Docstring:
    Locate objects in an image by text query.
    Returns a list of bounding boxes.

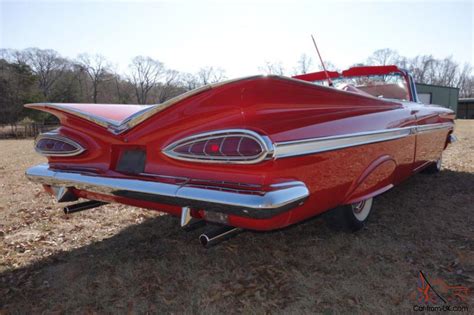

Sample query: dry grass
[1,121,473,313]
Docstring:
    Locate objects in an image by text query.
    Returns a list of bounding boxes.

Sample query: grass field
[1,121,473,313]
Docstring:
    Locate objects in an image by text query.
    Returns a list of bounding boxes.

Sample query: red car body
[25,65,455,232]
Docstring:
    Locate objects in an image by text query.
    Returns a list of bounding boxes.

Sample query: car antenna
[311,34,333,87]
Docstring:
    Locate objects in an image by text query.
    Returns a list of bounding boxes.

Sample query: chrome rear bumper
[26,164,309,219]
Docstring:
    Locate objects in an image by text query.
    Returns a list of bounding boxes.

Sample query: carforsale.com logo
[411,271,470,312]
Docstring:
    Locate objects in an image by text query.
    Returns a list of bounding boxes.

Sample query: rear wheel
[325,198,374,232]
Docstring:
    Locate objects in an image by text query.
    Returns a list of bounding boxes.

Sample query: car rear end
[25,74,406,234]
[25,77,313,232]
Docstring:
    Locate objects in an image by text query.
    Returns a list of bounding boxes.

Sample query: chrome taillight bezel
[34,131,86,157]
[162,129,275,164]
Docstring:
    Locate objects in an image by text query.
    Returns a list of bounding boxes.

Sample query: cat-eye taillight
[163,129,274,164]
[35,132,85,157]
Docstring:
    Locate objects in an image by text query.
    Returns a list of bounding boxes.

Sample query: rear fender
[343,155,397,204]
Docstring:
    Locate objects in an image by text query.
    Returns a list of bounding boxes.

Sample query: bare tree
[196,67,226,85]
[180,73,200,90]
[23,48,68,99]
[156,70,183,103]
[0,48,29,65]
[430,57,459,86]
[76,53,111,103]
[367,48,401,66]
[457,63,474,97]
[406,55,435,83]
[367,49,473,96]
[293,54,313,75]
[259,61,285,75]
[315,60,337,72]
[0,49,8,60]
[128,56,164,104]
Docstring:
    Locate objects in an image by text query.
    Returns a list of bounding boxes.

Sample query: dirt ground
[1,121,473,313]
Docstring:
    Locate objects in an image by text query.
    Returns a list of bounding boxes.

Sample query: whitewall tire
[351,198,373,222]
[324,197,374,231]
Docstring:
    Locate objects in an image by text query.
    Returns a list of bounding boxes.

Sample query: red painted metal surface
[27,103,149,122]
[292,70,340,82]
[292,65,405,82]
[26,68,455,231]
[341,65,403,77]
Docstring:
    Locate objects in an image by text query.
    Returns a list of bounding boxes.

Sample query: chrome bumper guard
[448,134,458,143]
[26,164,309,219]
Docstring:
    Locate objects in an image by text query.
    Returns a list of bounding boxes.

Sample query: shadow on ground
[1,170,473,313]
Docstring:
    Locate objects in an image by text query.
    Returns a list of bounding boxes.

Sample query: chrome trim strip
[163,129,275,164]
[274,122,453,159]
[26,164,309,218]
[415,122,454,134]
[270,181,306,188]
[112,85,213,134]
[35,132,86,157]
[175,184,307,210]
[274,127,412,158]
[25,104,125,128]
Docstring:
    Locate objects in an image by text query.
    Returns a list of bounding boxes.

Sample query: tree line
[263,49,474,98]
[0,47,472,126]
[0,48,226,125]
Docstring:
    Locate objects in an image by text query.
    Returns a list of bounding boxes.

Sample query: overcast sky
[1,0,472,77]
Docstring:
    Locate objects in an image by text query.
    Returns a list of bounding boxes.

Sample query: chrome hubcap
[351,198,373,222]
[352,200,366,214]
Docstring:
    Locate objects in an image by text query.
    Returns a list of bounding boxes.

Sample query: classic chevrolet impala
[25,65,456,246]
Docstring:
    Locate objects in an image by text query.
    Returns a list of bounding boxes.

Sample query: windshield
[312,73,410,101]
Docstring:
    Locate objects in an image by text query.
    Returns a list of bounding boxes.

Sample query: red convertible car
[25,65,456,247]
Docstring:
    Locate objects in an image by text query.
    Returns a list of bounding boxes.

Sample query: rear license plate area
[115,149,147,174]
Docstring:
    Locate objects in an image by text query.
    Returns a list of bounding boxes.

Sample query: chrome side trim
[26,164,309,218]
[274,122,453,159]
[415,122,454,134]
[25,104,124,129]
[35,132,86,157]
[274,127,412,159]
[120,75,264,134]
[112,85,213,134]
[163,129,275,164]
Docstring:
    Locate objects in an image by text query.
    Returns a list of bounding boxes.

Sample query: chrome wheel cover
[351,198,373,222]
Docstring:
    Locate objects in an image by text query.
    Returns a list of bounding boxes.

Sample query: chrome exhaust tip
[199,226,242,248]
[63,200,108,214]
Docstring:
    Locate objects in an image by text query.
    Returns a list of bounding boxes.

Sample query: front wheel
[422,156,442,174]
[324,197,374,232]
